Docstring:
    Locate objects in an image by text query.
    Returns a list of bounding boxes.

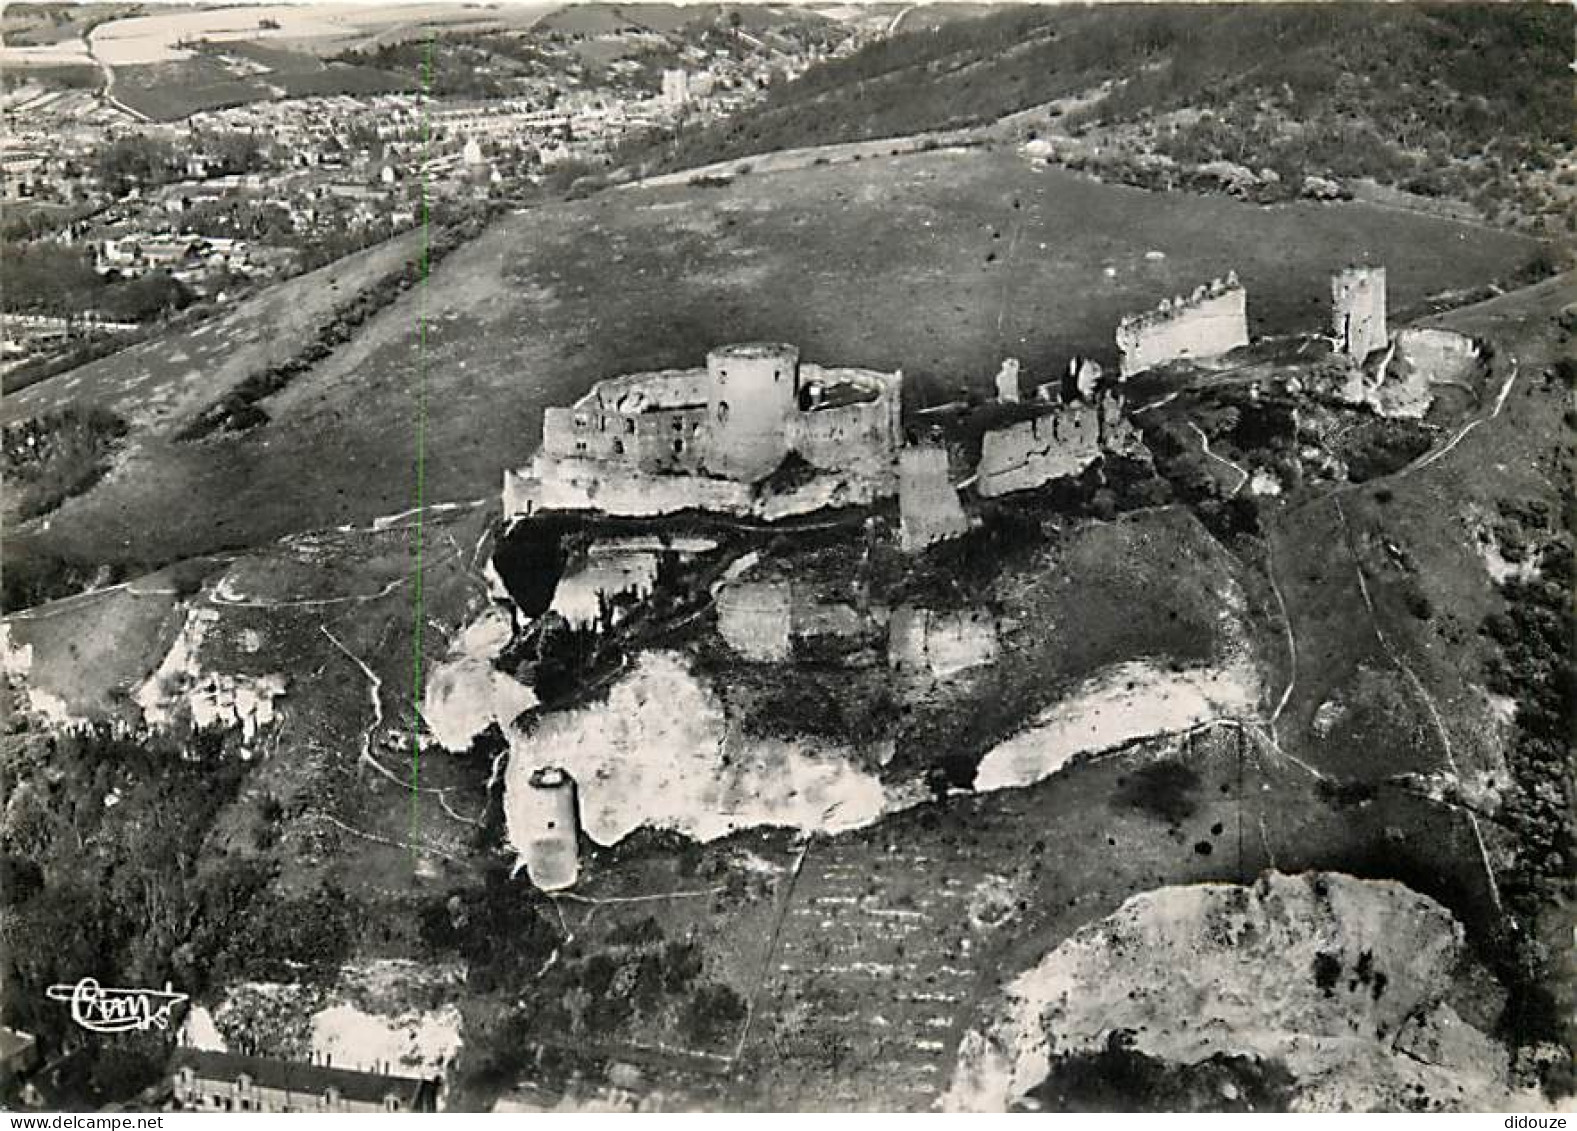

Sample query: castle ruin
[1115,273,1249,379]
[994,357,1022,403]
[1331,266,1387,361]
[713,575,997,680]
[504,343,903,520]
[898,445,971,553]
[976,389,1142,498]
[516,766,581,892]
[887,607,999,678]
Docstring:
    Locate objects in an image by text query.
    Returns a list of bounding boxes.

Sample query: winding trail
[555,886,724,907]
[1264,533,1297,732]
[731,832,816,1071]
[319,625,484,829]
[1402,356,1518,475]
[1332,497,1503,914]
[302,809,463,864]
[1186,420,1249,496]
[211,574,412,610]
[81,23,148,123]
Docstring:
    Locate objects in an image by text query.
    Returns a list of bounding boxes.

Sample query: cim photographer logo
[45,978,189,1034]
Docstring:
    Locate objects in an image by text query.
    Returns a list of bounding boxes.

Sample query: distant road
[622,129,978,190]
[80,23,150,123]
[887,5,920,36]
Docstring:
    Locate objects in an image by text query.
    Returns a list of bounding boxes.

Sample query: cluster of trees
[418,863,561,995]
[2,405,127,521]
[93,134,182,197]
[1479,518,1575,1079]
[87,129,266,195]
[332,39,512,100]
[1,242,194,322]
[0,546,125,614]
[0,720,374,1104]
[0,728,234,1096]
[1027,1030,1296,1113]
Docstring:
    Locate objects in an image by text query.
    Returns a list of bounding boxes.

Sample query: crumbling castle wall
[717,578,885,662]
[978,393,1144,498]
[978,405,1100,497]
[542,365,715,463]
[790,367,904,481]
[1331,266,1387,360]
[504,461,754,518]
[888,606,998,678]
[898,445,970,553]
[1116,275,1249,378]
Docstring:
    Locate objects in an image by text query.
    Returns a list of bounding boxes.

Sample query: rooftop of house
[169,1049,434,1107]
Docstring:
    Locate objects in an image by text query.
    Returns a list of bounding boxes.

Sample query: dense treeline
[630,3,1572,223]
[2,243,195,322]
[1479,512,1576,1093]
[2,406,128,521]
[0,724,365,1104]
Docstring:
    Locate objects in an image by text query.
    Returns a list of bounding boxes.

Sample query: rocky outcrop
[134,606,286,747]
[422,607,536,753]
[944,872,1539,1112]
[501,651,890,846]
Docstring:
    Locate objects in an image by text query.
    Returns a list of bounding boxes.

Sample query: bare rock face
[422,606,536,753]
[945,872,1540,1112]
[501,651,891,847]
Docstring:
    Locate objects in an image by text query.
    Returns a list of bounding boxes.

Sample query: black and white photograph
[0,0,1572,1116]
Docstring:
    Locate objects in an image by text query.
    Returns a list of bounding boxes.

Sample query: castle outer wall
[1116,282,1249,378]
[977,393,1142,498]
[898,445,970,552]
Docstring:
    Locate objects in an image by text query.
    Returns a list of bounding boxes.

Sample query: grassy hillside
[636,4,1573,231]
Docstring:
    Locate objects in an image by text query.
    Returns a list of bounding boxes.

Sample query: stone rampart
[1116,275,1248,378]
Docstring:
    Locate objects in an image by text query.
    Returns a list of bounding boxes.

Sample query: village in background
[2,1,874,383]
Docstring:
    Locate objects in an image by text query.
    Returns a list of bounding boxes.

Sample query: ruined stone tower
[1331,266,1387,361]
[519,766,580,891]
[898,444,969,553]
[705,342,800,480]
[994,357,1022,403]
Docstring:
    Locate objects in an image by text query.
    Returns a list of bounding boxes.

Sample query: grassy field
[3,145,1545,596]
[1264,272,1577,1061]
[649,4,1573,233]
[113,58,274,119]
[1269,273,1572,784]
[1,228,424,582]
